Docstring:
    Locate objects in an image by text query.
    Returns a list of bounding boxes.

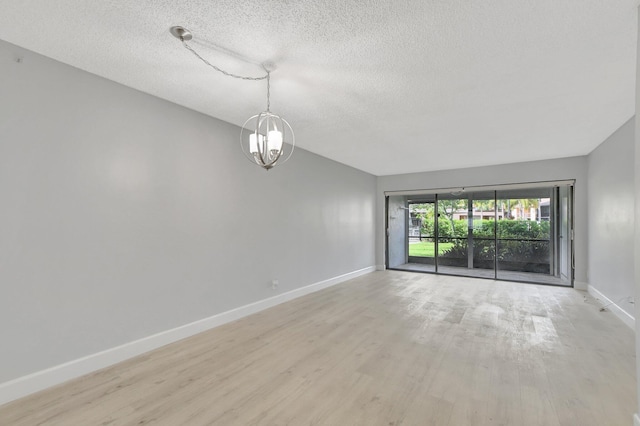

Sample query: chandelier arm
[278,117,295,163]
[271,149,284,166]
[255,114,268,166]
[181,41,268,81]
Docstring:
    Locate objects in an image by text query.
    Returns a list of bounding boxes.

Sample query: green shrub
[441,240,495,261]
[421,218,468,238]
[436,219,551,267]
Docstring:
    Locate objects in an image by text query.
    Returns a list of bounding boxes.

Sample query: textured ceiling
[0,1,637,176]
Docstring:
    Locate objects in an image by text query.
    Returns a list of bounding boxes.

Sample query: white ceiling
[0,1,637,176]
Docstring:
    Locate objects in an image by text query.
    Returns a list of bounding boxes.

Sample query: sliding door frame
[385,180,575,287]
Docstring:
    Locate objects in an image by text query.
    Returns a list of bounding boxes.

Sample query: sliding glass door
[386,195,408,270]
[407,199,436,272]
[437,193,468,273]
[495,188,555,283]
[385,182,574,286]
[558,185,572,284]
[470,191,496,278]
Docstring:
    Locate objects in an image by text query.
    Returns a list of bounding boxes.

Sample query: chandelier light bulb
[268,130,283,152]
[240,111,294,170]
[249,133,263,154]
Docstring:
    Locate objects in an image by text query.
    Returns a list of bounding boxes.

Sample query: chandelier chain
[181,41,268,81]
[267,72,271,111]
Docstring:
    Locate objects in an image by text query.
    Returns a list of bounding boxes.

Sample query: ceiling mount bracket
[170,26,192,41]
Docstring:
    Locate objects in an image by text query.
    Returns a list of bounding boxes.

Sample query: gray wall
[0,40,376,383]
[376,157,589,283]
[587,118,635,316]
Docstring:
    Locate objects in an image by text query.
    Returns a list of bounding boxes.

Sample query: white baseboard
[574,280,588,290]
[0,266,376,407]
[376,264,386,271]
[634,413,640,426]
[587,285,635,329]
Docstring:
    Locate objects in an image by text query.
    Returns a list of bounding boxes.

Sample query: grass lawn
[408,241,453,257]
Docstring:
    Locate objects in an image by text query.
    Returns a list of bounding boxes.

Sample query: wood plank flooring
[0,271,636,425]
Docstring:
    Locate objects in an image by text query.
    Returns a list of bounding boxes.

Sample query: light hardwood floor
[0,271,636,425]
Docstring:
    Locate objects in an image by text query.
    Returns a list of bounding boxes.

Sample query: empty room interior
[1,2,640,425]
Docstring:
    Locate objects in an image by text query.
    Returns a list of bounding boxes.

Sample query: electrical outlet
[271,280,279,290]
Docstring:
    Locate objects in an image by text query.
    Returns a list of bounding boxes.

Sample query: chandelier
[170,26,294,170]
